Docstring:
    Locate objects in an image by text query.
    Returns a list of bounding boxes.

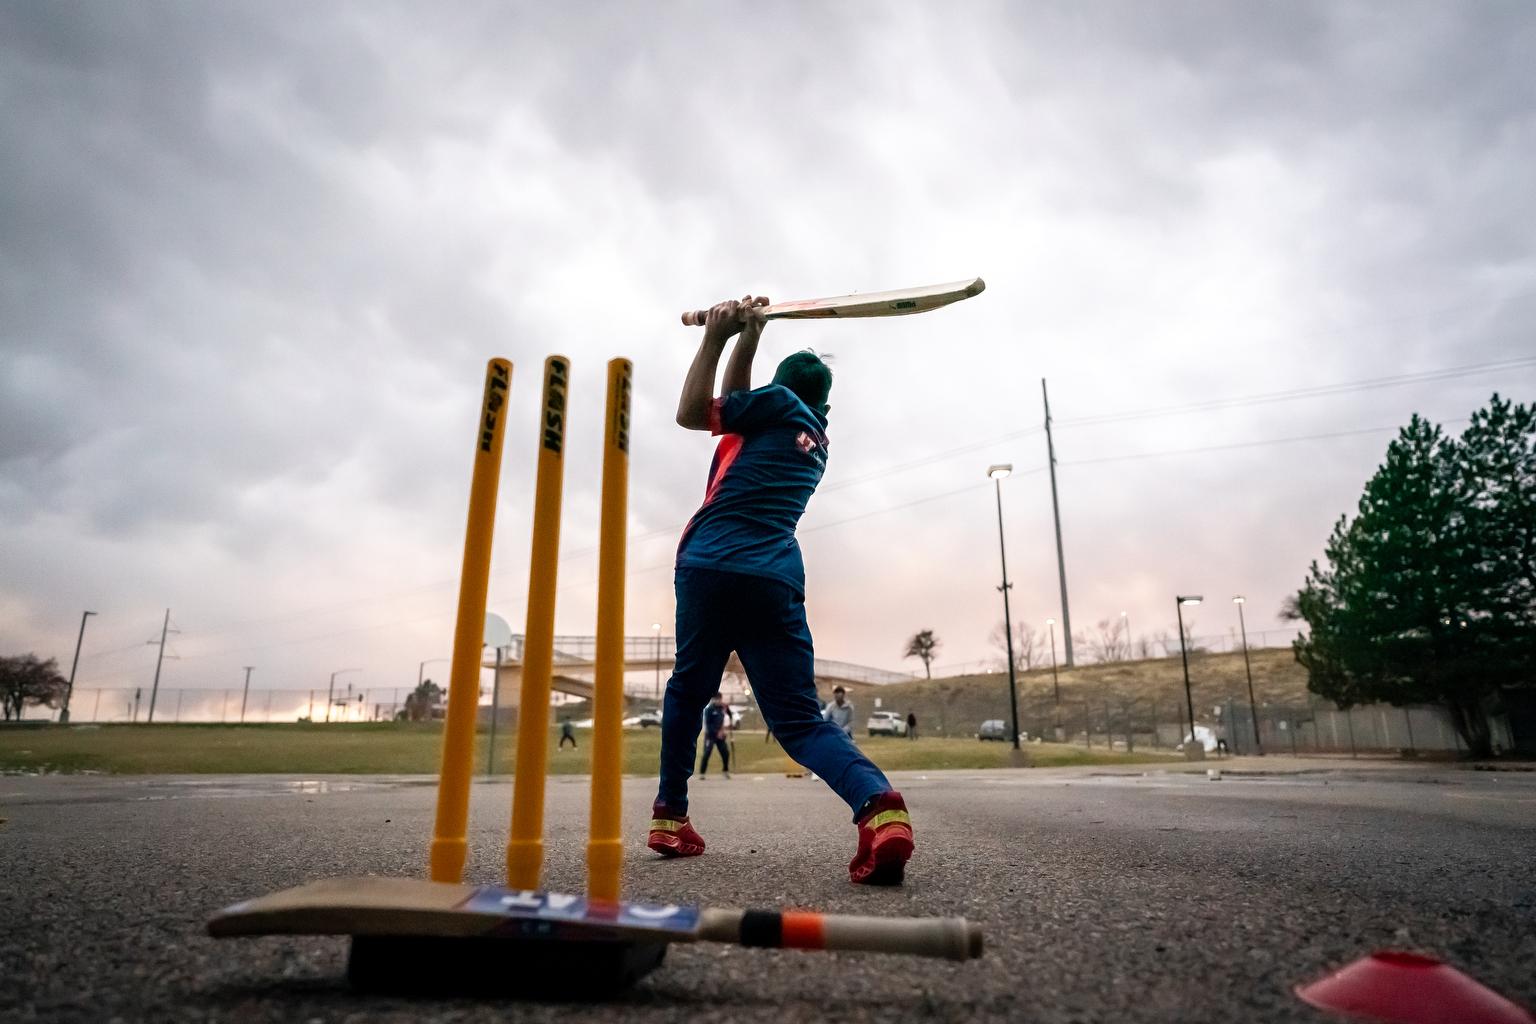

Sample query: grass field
[0,722,1177,775]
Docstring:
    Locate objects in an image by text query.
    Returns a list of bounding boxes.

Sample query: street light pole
[1233,596,1262,754]
[1176,596,1202,751]
[327,668,361,723]
[239,666,254,724]
[60,610,96,724]
[418,658,449,688]
[488,644,503,775]
[988,465,1022,752]
[1120,610,1131,660]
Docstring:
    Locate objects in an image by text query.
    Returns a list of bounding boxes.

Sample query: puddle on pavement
[135,778,404,800]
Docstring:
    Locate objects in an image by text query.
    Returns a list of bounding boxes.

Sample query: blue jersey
[676,384,829,593]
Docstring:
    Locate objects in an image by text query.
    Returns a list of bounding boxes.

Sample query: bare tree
[903,629,941,679]
[1078,618,1130,663]
[1159,618,1206,656]
[990,620,1044,671]
[0,654,68,721]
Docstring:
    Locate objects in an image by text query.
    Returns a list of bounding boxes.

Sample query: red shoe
[647,806,706,858]
[849,791,913,885]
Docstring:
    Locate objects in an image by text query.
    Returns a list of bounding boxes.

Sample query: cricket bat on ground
[680,277,985,326]
[209,876,982,961]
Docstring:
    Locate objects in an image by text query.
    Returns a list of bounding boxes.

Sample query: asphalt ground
[2,760,1533,1023]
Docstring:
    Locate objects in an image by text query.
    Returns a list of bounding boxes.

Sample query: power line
[174,422,1038,636]
[804,480,1005,533]
[80,640,162,662]
[821,426,1044,492]
[1055,357,1536,430]
[557,474,1051,593]
[174,610,451,661]
[1060,422,1462,468]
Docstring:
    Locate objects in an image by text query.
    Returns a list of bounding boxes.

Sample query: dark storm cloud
[0,2,520,542]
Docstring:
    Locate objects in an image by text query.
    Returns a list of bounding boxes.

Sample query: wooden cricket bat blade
[208,876,983,961]
[681,277,985,326]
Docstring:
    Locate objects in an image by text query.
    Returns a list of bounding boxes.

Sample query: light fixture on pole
[1175,596,1202,755]
[1120,610,1130,660]
[652,622,663,700]
[987,464,1022,754]
[60,610,96,724]
[1233,596,1262,755]
[327,668,361,723]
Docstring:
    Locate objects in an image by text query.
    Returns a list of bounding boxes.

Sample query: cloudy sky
[3,1,1534,709]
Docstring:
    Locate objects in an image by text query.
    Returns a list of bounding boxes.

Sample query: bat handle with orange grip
[697,908,983,961]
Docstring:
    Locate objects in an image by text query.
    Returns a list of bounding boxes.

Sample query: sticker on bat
[460,887,701,934]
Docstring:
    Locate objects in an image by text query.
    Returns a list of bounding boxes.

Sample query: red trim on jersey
[702,434,743,506]
[678,433,743,553]
[708,397,725,435]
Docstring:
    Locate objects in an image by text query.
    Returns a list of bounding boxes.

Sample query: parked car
[867,711,908,737]
[637,710,663,728]
[978,719,1008,742]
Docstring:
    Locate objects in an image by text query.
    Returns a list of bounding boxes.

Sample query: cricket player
[698,691,732,780]
[647,295,914,885]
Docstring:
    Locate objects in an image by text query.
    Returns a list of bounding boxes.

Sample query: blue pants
[699,735,730,774]
[657,568,891,820]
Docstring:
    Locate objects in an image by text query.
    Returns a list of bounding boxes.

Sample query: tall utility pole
[1176,596,1202,749]
[1041,379,1074,666]
[60,610,97,723]
[146,608,177,723]
[987,465,1022,753]
[239,666,255,724]
[1233,597,1262,754]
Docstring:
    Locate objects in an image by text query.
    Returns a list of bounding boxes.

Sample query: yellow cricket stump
[586,359,632,902]
[429,358,512,884]
[506,356,570,890]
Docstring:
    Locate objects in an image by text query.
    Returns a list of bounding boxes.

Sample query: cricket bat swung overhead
[679,277,985,327]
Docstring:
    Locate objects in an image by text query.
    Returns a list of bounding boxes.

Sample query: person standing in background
[823,686,854,738]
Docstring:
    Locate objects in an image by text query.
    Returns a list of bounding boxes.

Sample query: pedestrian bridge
[481,633,912,704]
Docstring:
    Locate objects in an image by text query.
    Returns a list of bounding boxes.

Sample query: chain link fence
[883,688,1509,756]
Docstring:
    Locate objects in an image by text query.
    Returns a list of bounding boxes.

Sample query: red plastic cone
[1296,951,1535,1024]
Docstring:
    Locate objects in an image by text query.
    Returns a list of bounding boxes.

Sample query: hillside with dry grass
[824,647,1311,741]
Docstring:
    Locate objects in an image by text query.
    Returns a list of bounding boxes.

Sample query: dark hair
[712,691,723,699]
[772,350,833,411]
[833,685,846,694]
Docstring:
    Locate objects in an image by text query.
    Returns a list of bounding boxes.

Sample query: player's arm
[676,298,744,430]
[720,297,769,396]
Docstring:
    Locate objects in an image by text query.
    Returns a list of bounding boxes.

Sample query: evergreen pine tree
[1292,397,1535,756]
